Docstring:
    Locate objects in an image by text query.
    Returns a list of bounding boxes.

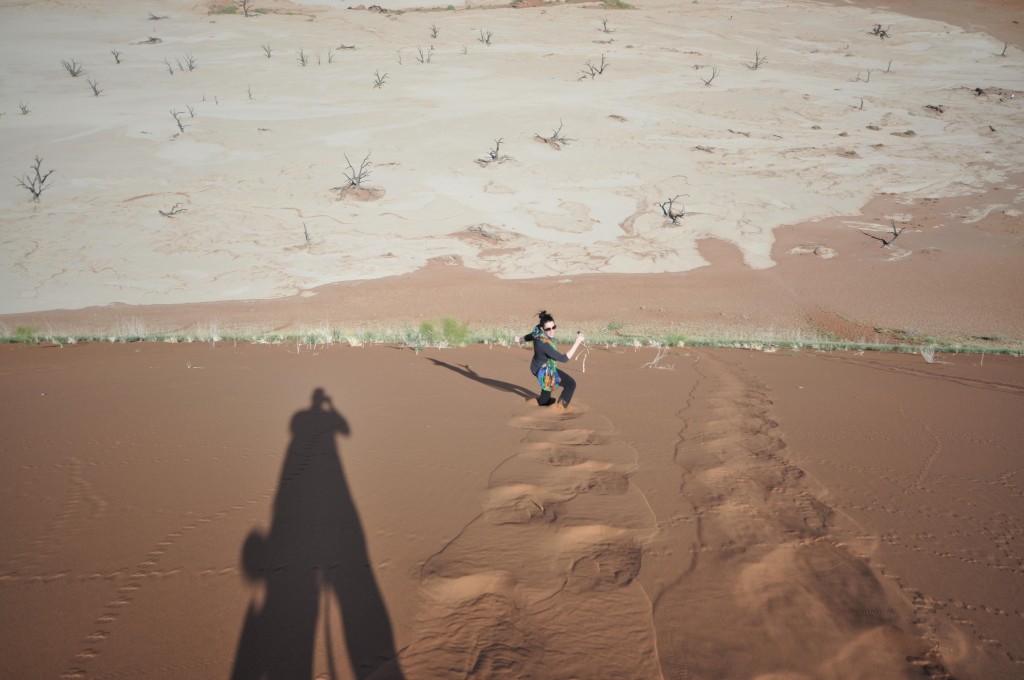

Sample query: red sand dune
[2,342,1021,679]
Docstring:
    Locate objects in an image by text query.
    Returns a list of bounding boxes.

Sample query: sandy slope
[1,342,1022,679]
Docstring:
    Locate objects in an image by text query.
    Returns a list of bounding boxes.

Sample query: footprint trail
[649,352,953,680]
[399,402,661,679]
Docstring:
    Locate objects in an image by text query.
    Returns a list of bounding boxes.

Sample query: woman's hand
[566,331,585,360]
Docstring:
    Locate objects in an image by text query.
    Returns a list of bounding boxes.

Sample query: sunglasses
[543,324,556,331]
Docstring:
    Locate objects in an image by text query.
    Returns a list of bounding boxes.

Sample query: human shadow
[426,358,536,400]
[230,388,404,680]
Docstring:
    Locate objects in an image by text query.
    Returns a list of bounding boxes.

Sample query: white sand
[1,0,1021,313]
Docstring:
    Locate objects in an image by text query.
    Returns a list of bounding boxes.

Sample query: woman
[523,310,585,409]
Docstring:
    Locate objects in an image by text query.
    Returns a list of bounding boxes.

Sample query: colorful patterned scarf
[532,326,561,391]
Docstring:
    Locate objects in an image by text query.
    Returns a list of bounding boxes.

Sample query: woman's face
[542,321,556,337]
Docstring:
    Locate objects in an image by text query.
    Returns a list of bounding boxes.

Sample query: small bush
[13,326,39,344]
[418,321,439,345]
[415,318,471,347]
[664,333,686,347]
[212,4,239,14]
[441,317,470,345]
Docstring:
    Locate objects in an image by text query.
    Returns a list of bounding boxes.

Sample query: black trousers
[539,369,576,406]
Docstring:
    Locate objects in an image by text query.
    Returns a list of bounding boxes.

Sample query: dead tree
[373,69,388,89]
[477,138,510,166]
[701,66,719,86]
[236,0,254,17]
[487,138,506,161]
[580,54,608,79]
[745,50,767,70]
[159,202,188,217]
[659,195,686,224]
[478,30,493,45]
[430,23,440,38]
[343,152,372,187]
[87,78,102,96]
[170,109,187,133]
[870,24,890,39]
[15,156,55,202]
[534,120,574,149]
[61,58,85,77]
[861,219,904,247]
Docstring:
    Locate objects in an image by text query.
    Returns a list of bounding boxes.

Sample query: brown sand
[2,342,1022,679]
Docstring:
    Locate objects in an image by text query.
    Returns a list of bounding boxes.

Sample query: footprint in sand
[398,398,660,679]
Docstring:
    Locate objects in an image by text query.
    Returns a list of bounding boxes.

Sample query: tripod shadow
[426,358,536,400]
[231,388,404,680]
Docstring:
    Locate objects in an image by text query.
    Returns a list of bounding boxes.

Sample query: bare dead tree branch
[477,138,510,166]
[159,202,188,217]
[860,218,905,247]
[534,120,575,149]
[15,156,55,202]
[579,54,608,80]
[342,152,372,187]
[170,109,187,133]
[745,50,767,70]
[701,65,719,86]
[488,138,505,161]
[658,195,687,224]
[61,58,85,77]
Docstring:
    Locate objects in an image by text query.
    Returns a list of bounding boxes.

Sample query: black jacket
[525,331,568,375]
